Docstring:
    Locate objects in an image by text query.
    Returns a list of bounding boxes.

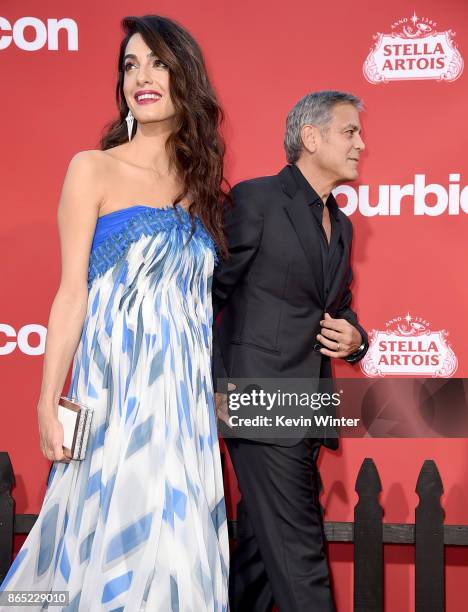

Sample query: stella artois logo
[361,313,458,377]
[363,12,463,83]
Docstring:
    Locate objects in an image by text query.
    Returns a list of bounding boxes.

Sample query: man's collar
[278,165,340,219]
[289,164,322,206]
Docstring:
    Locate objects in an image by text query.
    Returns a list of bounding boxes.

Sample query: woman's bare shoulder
[74,145,134,171]
[65,149,129,188]
[68,149,110,172]
[59,151,113,212]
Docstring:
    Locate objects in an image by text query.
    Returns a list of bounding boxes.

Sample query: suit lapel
[326,218,349,308]
[279,167,325,303]
[277,166,354,311]
[328,214,342,261]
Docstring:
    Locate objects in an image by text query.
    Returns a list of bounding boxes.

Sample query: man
[213,90,368,611]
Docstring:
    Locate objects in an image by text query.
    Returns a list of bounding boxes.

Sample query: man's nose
[356,133,365,151]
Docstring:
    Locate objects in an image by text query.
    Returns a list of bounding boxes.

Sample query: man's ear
[300,124,320,154]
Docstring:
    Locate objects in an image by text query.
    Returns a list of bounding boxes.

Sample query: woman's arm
[37,151,104,462]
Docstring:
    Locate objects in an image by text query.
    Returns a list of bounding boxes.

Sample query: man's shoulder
[230,174,283,217]
[232,174,280,197]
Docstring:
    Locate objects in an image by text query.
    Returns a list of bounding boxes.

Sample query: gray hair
[284,90,363,164]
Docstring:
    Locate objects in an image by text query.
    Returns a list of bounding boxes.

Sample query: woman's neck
[127,119,175,176]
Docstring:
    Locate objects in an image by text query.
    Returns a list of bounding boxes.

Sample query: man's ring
[336,342,340,351]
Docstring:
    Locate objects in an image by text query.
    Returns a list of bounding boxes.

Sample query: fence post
[0,452,15,583]
[354,458,383,612]
[415,460,445,612]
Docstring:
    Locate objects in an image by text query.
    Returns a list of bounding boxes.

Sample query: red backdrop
[1,1,467,610]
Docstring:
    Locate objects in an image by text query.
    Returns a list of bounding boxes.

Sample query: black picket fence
[1,452,467,610]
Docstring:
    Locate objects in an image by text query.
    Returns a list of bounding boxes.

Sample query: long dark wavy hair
[100,15,230,258]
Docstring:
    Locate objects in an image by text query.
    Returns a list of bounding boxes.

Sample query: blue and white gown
[0,205,229,611]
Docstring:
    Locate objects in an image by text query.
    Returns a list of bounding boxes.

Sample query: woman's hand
[38,405,71,463]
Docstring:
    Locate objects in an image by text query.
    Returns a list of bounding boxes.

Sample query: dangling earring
[125,110,134,141]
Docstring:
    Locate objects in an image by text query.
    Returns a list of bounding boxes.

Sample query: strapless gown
[0,205,229,611]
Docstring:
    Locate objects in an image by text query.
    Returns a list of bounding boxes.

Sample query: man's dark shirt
[289,164,343,303]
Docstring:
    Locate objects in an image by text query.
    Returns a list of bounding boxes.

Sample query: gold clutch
[57,396,93,460]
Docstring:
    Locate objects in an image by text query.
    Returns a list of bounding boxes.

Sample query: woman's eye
[153,59,168,69]
[124,59,167,72]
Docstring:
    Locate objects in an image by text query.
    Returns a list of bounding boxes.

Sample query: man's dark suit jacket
[212,165,368,448]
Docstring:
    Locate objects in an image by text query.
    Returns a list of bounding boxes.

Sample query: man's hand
[215,392,230,427]
[215,383,236,428]
[317,312,362,359]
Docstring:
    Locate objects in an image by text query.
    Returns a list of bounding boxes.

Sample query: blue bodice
[88,205,217,286]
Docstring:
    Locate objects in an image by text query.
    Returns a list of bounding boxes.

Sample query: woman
[1,15,229,611]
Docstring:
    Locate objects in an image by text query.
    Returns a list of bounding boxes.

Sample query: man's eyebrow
[342,123,361,133]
